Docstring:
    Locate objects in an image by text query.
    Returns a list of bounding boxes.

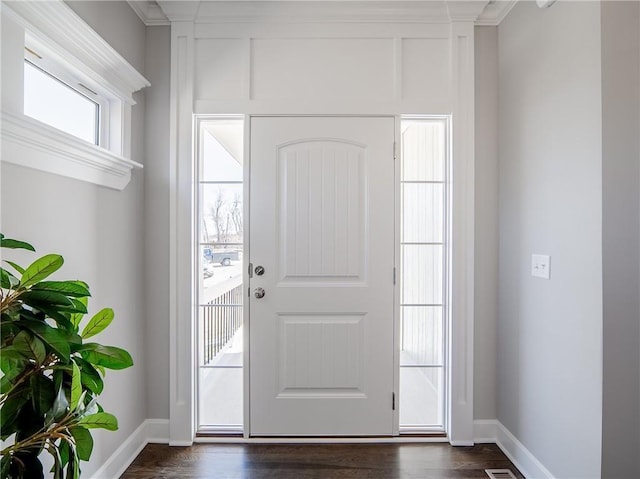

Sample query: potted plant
[0,234,134,478]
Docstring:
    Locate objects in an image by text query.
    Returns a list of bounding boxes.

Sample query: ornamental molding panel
[3,0,150,104]
[153,0,516,26]
[1,111,143,190]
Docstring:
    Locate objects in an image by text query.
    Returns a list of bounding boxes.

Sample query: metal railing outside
[201,284,243,365]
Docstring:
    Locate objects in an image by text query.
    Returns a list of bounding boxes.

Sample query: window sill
[1,110,142,190]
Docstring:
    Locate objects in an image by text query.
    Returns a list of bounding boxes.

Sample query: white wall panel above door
[251,38,395,101]
[192,28,453,113]
[402,38,451,110]
[195,39,247,100]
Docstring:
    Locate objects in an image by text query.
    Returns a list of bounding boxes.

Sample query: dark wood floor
[121,443,524,478]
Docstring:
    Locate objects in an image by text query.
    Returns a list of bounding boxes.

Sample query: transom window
[24,60,100,145]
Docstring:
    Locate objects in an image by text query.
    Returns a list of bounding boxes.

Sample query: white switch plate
[531,254,551,279]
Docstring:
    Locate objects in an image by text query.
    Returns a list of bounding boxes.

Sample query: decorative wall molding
[90,419,169,479]
[155,0,516,26]
[476,0,519,26]
[447,16,478,446]
[127,0,170,26]
[1,111,142,190]
[473,420,556,479]
[2,1,149,105]
[169,20,197,446]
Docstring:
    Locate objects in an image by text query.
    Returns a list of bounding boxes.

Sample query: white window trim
[0,0,149,190]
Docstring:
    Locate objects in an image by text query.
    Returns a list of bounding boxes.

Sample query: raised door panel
[278,140,366,283]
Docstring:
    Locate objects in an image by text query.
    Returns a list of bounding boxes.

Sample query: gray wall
[143,25,171,420]
[66,0,145,73]
[1,2,147,476]
[474,25,498,421]
[497,1,603,477]
[601,2,640,478]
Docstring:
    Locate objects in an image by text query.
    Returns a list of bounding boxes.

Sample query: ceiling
[128,0,517,26]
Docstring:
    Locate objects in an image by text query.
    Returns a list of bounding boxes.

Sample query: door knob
[254,287,266,299]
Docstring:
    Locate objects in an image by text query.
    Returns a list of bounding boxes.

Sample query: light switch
[531,254,551,279]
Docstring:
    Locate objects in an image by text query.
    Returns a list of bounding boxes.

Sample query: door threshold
[194,435,449,444]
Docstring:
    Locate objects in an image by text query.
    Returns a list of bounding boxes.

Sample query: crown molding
[475,0,518,26]
[157,0,201,22]
[127,0,170,26]
[2,0,150,103]
[154,1,516,26]
[447,0,489,22]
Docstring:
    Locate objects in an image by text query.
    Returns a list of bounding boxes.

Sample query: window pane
[198,366,243,428]
[201,184,243,244]
[401,120,445,181]
[399,367,444,428]
[402,183,444,243]
[199,245,243,306]
[401,244,443,305]
[24,61,98,144]
[400,306,443,366]
[202,124,243,182]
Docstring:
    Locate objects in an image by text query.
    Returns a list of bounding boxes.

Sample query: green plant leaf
[78,412,118,431]
[59,440,70,468]
[14,399,44,443]
[0,320,19,343]
[30,375,56,416]
[74,357,104,395]
[0,346,28,366]
[0,394,27,435]
[20,254,64,289]
[32,280,91,298]
[1,454,11,479]
[21,290,75,307]
[58,298,89,314]
[0,352,26,378]
[12,330,47,364]
[18,319,72,361]
[79,343,133,370]
[70,361,82,412]
[25,304,75,331]
[70,296,89,330]
[70,427,93,461]
[0,236,35,251]
[80,308,114,339]
[49,443,63,479]
[66,448,79,479]
[0,267,18,289]
[4,260,25,275]
[46,383,69,422]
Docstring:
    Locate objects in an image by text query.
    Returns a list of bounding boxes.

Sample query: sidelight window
[196,118,245,433]
[399,118,449,433]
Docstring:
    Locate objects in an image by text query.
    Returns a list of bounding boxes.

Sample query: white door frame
[168,16,477,446]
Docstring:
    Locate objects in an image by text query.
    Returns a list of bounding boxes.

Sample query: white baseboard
[473,419,499,444]
[473,420,555,479]
[91,419,169,479]
[146,418,170,444]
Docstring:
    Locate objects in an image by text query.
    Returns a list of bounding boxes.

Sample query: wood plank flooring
[121,443,524,478]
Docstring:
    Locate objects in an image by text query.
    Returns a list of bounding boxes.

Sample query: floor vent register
[485,469,518,479]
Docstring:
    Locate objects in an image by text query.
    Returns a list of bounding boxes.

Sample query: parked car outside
[203,247,240,266]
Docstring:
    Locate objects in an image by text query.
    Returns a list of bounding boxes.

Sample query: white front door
[249,116,396,436]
